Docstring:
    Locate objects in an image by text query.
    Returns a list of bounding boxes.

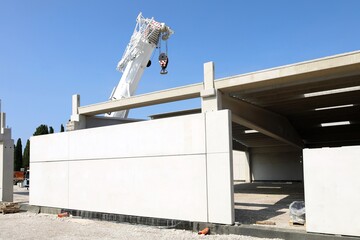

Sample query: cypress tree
[14,138,23,171]
[23,139,30,169]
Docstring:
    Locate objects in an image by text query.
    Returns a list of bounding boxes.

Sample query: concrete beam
[79,84,202,116]
[215,51,360,94]
[77,51,360,117]
[222,95,304,149]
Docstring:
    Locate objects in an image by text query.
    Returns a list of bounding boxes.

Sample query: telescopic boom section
[105,13,174,118]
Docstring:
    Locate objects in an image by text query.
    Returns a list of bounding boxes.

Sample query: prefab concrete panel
[205,110,234,224]
[67,114,206,160]
[206,152,234,224]
[303,146,360,237]
[68,155,208,222]
[30,161,69,208]
[30,112,234,224]
[205,111,232,153]
[31,133,69,162]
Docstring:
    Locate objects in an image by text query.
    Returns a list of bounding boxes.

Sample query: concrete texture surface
[304,147,360,237]
[31,111,234,224]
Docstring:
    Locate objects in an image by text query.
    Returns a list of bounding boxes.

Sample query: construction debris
[198,227,210,235]
[57,212,70,218]
[289,201,305,225]
[255,221,276,225]
[0,202,20,214]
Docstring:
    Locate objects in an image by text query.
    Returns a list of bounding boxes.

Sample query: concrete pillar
[0,112,14,202]
[201,63,234,224]
[67,94,86,131]
[201,62,222,112]
[72,94,80,116]
[0,112,5,134]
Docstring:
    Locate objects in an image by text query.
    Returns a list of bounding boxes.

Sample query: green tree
[60,124,65,132]
[23,139,30,169]
[49,126,54,134]
[33,124,49,136]
[14,138,23,171]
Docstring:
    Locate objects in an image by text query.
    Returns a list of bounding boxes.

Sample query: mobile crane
[105,13,174,118]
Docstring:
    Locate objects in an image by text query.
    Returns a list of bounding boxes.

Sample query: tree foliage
[23,139,30,169]
[49,126,54,134]
[14,138,23,171]
[60,124,65,132]
[33,124,49,136]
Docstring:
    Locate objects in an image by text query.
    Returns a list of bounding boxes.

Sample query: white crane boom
[105,13,173,118]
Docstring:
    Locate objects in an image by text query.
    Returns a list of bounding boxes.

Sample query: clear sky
[1,0,360,143]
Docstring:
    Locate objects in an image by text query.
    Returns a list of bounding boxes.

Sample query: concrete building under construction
[30,50,360,238]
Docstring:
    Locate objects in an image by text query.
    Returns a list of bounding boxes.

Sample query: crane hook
[159,53,169,74]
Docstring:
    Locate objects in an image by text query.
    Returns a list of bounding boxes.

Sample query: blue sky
[1,0,360,143]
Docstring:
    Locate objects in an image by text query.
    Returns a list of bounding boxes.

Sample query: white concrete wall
[303,146,360,237]
[251,146,303,181]
[30,110,234,224]
[233,150,250,182]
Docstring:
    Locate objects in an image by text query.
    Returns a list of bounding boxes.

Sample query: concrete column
[201,62,234,224]
[0,112,5,134]
[201,62,222,112]
[0,112,14,202]
[67,94,86,131]
[72,94,80,116]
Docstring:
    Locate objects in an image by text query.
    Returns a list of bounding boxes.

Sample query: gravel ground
[0,212,283,240]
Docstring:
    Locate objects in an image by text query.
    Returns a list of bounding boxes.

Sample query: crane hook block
[159,53,169,74]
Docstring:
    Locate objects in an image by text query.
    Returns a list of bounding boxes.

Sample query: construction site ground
[0,183,306,240]
[234,182,305,231]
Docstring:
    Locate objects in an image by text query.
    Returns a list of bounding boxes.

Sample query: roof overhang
[219,51,360,149]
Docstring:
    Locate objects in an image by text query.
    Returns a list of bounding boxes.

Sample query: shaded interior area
[229,74,360,150]
[228,67,360,231]
[234,181,305,230]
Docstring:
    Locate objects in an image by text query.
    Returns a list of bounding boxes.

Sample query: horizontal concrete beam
[78,51,360,117]
[215,51,360,94]
[79,84,203,116]
[222,95,304,149]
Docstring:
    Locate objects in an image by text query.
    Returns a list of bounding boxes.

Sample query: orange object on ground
[13,171,25,183]
[198,227,210,235]
[57,212,69,218]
